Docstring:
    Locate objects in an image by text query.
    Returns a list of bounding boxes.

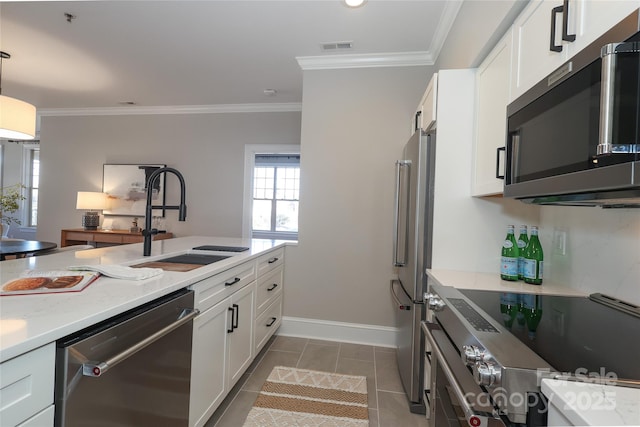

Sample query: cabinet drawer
[254,295,282,354]
[256,266,283,317]
[96,234,124,244]
[0,343,55,427]
[192,262,256,312]
[64,231,91,241]
[122,235,143,244]
[256,248,284,277]
[16,405,54,427]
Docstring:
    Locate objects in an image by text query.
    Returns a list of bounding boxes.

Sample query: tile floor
[205,335,430,427]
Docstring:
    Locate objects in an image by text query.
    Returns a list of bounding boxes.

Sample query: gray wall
[37,112,301,244]
[284,66,430,327]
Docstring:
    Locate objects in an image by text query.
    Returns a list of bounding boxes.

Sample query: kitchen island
[0,236,288,427]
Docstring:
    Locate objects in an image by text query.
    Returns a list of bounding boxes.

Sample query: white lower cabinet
[188,248,284,427]
[189,280,256,427]
[255,295,283,354]
[16,406,54,427]
[189,298,230,427]
[225,282,255,391]
[0,343,55,427]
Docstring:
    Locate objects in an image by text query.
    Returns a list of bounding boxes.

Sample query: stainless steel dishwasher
[54,289,199,427]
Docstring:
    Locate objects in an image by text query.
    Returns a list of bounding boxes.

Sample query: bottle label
[517,239,527,249]
[523,259,542,280]
[503,240,514,249]
[500,257,518,277]
[518,256,525,276]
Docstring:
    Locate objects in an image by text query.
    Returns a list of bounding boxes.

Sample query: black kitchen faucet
[142,167,187,256]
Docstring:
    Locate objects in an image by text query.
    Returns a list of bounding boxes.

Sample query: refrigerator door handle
[390,279,412,310]
[391,279,425,309]
[393,160,411,266]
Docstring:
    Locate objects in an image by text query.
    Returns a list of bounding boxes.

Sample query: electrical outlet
[552,229,567,256]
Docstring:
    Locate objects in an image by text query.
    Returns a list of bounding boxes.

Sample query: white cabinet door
[566,0,640,56]
[418,73,438,131]
[0,343,54,427]
[472,29,513,197]
[16,406,54,427]
[511,0,567,101]
[226,282,255,391]
[189,298,230,427]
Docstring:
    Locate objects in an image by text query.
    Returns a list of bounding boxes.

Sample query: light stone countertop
[426,269,587,296]
[0,236,288,363]
[542,378,640,426]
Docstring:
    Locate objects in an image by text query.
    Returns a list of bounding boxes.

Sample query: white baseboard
[277,316,397,348]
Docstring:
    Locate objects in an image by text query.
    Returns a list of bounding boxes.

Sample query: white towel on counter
[67,264,163,280]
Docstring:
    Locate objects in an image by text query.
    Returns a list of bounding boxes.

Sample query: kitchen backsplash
[540,206,640,305]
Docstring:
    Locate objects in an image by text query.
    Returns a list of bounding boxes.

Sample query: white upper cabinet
[416,73,438,132]
[472,29,513,197]
[566,0,639,55]
[510,0,640,102]
[511,0,567,102]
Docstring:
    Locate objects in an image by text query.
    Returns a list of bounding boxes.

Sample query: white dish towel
[68,264,163,280]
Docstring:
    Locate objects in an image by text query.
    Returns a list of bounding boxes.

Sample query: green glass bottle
[523,226,543,285]
[500,225,519,281]
[522,294,543,340]
[517,225,529,280]
[499,293,518,328]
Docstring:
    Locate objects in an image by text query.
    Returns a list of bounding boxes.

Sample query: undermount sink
[131,253,231,271]
[157,254,231,265]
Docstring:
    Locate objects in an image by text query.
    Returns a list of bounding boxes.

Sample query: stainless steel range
[422,282,640,426]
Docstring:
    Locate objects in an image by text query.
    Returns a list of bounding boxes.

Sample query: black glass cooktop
[459,289,640,381]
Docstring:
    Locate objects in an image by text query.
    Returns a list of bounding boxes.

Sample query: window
[243,145,300,240]
[23,144,40,227]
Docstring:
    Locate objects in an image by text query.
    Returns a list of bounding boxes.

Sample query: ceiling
[0,1,460,112]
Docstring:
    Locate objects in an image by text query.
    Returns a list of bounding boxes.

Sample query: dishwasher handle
[82,307,199,377]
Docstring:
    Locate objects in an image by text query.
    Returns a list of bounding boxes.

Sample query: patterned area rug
[243,366,369,427]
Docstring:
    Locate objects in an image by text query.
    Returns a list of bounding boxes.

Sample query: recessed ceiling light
[344,0,366,8]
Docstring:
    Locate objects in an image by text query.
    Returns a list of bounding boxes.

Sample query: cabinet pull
[550,5,564,52]
[268,257,279,264]
[225,277,241,286]
[495,147,505,180]
[562,0,576,42]
[414,111,422,132]
[227,306,235,333]
[233,303,239,329]
[266,317,277,327]
[267,283,278,291]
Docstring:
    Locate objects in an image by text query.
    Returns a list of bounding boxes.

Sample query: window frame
[22,143,40,228]
[243,144,300,240]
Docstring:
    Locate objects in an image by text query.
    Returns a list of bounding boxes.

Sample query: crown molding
[296,1,462,71]
[296,51,433,71]
[428,0,464,62]
[37,102,302,117]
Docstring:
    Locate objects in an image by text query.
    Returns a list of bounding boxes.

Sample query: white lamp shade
[76,192,108,210]
[344,0,365,7]
[0,95,36,140]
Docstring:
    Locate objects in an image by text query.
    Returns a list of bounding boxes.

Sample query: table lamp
[76,192,108,230]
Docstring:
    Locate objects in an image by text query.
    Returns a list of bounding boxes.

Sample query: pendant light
[0,51,36,140]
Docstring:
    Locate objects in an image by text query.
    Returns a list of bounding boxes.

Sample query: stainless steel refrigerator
[390,128,435,414]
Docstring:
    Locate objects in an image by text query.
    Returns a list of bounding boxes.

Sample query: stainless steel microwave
[504,10,640,207]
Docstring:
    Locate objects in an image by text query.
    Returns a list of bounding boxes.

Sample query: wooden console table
[61,228,173,247]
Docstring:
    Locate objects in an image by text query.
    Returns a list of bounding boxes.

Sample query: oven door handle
[82,307,200,377]
[421,321,505,426]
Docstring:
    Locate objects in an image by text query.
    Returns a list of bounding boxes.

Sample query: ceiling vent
[321,41,353,51]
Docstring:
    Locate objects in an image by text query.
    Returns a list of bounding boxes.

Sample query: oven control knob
[474,361,501,387]
[461,345,486,366]
[427,296,445,312]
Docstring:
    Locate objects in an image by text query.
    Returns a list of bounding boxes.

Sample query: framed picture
[102,164,166,217]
